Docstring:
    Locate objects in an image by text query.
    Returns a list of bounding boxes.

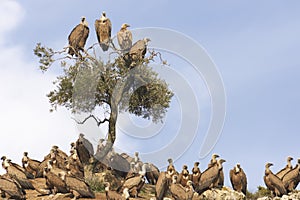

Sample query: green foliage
[34,41,173,126]
[246,186,272,199]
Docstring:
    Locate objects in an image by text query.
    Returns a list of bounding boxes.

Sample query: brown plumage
[169,175,194,200]
[167,158,177,177]
[105,182,129,200]
[276,156,293,179]
[282,159,300,193]
[59,172,95,198]
[264,163,287,197]
[208,153,220,168]
[120,174,145,198]
[66,150,84,179]
[178,165,190,187]
[43,167,69,194]
[117,23,132,52]
[230,163,247,195]
[95,11,112,51]
[76,133,94,165]
[196,159,226,194]
[68,16,89,57]
[22,152,41,177]
[2,158,34,190]
[145,162,160,185]
[155,172,169,200]
[129,38,150,65]
[0,175,26,200]
[191,162,201,185]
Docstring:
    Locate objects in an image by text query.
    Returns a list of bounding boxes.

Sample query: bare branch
[72,114,109,126]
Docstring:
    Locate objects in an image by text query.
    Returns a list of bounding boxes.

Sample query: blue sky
[1,0,300,192]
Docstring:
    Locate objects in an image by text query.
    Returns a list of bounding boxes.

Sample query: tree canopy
[34,41,173,161]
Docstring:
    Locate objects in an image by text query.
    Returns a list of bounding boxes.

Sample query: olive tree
[34,41,173,162]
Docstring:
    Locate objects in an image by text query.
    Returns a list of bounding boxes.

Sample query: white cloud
[0,0,25,43]
[0,1,76,173]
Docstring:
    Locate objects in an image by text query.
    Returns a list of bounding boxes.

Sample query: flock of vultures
[0,132,299,199]
[1,12,300,200]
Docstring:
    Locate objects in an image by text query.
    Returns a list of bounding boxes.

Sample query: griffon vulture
[264,163,287,197]
[195,159,226,194]
[59,172,95,198]
[155,172,169,200]
[117,23,132,52]
[230,163,247,195]
[95,11,112,51]
[0,175,26,200]
[145,162,160,185]
[282,158,300,193]
[178,164,190,187]
[68,16,89,57]
[2,158,34,190]
[105,182,129,200]
[21,152,41,178]
[191,162,201,185]
[276,156,293,179]
[167,158,177,177]
[76,133,94,165]
[169,175,194,200]
[129,38,150,66]
[43,167,69,194]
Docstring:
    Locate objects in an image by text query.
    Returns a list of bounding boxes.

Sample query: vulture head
[265,162,273,169]
[235,163,241,173]
[1,156,6,161]
[121,23,130,29]
[194,162,200,166]
[23,152,28,156]
[287,156,293,162]
[172,175,178,184]
[167,158,173,164]
[143,38,151,45]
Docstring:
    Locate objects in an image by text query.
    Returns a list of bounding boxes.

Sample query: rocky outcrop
[196,187,245,200]
[257,191,300,200]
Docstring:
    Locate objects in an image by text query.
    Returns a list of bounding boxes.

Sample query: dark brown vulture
[169,175,194,200]
[21,152,41,178]
[282,158,300,193]
[105,182,129,200]
[95,11,112,51]
[276,156,293,179]
[264,163,287,197]
[43,167,69,194]
[2,158,34,190]
[59,172,95,198]
[229,163,247,195]
[167,158,177,177]
[155,172,169,200]
[145,162,160,185]
[117,23,132,52]
[191,162,201,185]
[195,159,226,194]
[0,175,26,200]
[129,38,150,66]
[76,133,94,165]
[68,16,89,57]
[178,164,190,187]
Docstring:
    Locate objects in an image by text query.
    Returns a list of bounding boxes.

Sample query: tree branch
[72,114,109,126]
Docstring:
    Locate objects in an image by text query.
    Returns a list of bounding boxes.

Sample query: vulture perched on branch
[95,11,112,51]
[117,23,132,52]
[264,163,287,197]
[229,163,247,195]
[129,38,150,67]
[68,16,89,57]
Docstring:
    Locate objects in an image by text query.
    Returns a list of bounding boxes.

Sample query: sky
[1,0,300,192]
